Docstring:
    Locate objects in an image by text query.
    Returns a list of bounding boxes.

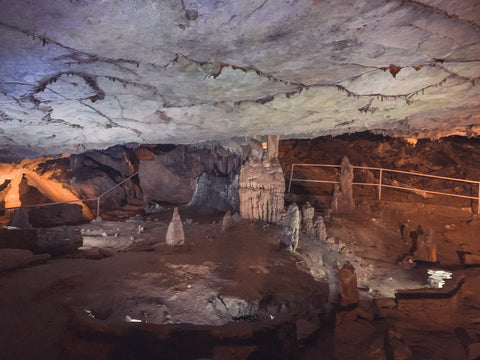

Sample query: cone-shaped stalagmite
[166,207,185,246]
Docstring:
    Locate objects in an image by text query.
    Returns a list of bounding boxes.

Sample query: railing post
[477,182,480,215]
[378,169,383,200]
[96,196,101,221]
[287,164,295,193]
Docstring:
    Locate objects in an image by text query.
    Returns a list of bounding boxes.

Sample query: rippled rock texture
[0,1,479,158]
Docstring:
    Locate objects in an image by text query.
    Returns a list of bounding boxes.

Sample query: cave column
[239,137,285,223]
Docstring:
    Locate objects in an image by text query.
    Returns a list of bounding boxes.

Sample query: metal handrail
[287,163,480,214]
[0,172,139,220]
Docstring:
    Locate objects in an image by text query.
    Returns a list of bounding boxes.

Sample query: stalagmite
[313,215,327,242]
[281,203,300,251]
[165,207,185,246]
[414,229,437,263]
[331,156,355,214]
[239,137,285,223]
[340,156,355,213]
[221,211,232,232]
[302,201,315,236]
[329,262,359,307]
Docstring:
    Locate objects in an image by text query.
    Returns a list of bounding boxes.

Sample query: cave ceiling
[0,0,479,158]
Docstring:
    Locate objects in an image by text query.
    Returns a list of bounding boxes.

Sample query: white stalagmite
[165,207,185,246]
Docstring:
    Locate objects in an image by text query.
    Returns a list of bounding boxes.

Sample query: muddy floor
[1,199,480,359]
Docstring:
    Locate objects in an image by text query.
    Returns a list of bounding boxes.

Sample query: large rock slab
[0,227,37,251]
[0,249,50,272]
[28,204,84,227]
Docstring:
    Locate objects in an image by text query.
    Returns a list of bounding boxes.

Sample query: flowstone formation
[239,138,285,223]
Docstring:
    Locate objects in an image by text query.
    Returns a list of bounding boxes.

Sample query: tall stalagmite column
[239,137,285,223]
[340,156,355,212]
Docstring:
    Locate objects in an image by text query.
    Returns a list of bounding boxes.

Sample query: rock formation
[302,202,315,237]
[239,138,285,223]
[281,203,301,251]
[329,262,359,308]
[313,215,327,242]
[331,156,355,214]
[340,156,355,213]
[9,207,31,229]
[140,144,241,212]
[165,207,185,246]
[414,229,437,263]
[221,211,232,232]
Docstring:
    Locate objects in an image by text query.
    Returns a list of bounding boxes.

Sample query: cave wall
[139,144,242,212]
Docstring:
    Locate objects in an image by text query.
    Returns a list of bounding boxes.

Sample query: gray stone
[166,207,185,246]
[8,208,32,229]
[281,203,301,251]
[28,203,84,227]
[37,227,82,255]
[302,202,315,236]
[314,216,327,242]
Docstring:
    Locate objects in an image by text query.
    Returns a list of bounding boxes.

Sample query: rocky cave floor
[1,198,480,359]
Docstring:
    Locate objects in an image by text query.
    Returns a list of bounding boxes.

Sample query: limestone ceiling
[0,0,479,158]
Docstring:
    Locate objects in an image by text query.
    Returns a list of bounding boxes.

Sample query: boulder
[189,172,239,212]
[166,207,185,246]
[0,227,37,251]
[37,227,83,255]
[28,203,84,227]
[281,203,300,251]
[140,145,241,208]
[8,207,32,229]
[0,248,50,272]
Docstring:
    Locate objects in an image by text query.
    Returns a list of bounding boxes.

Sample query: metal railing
[287,163,480,214]
[0,172,139,220]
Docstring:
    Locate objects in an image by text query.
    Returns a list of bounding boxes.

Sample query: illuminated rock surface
[0,0,479,158]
